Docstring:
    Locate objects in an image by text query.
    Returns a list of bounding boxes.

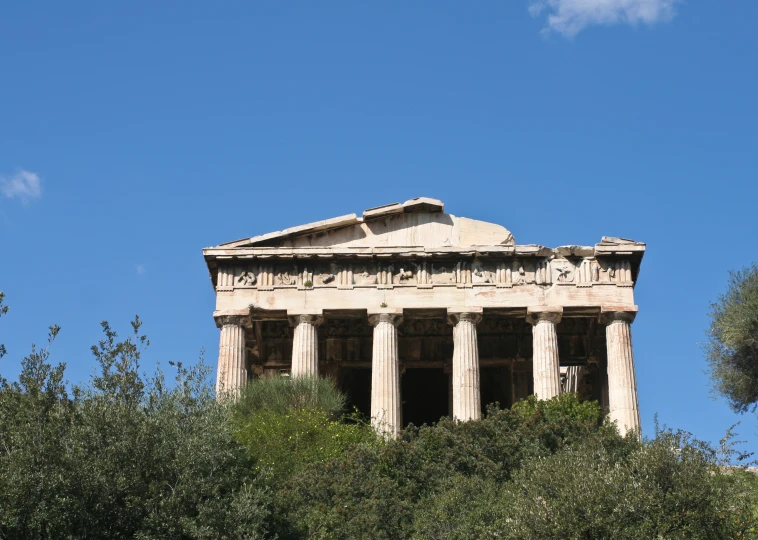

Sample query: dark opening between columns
[338,367,371,418]
[402,368,449,427]
[480,365,513,413]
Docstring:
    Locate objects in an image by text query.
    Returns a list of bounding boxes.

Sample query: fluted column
[369,311,403,438]
[289,314,324,377]
[215,314,248,399]
[527,307,562,400]
[603,308,640,436]
[448,311,483,421]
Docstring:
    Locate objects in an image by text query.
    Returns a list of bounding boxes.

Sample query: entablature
[205,243,644,294]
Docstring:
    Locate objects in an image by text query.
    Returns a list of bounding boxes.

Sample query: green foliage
[0,318,275,539]
[282,395,758,540]
[413,429,758,540]
[497,428,756,539]
[1,305,756,539]
[235,407,379,481]
[232,375,379,481]
[234,374,346,417]
[706,264,758,412]
[282,394,616,539]
[411,474,504,540]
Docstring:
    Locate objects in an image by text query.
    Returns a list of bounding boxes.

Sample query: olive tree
[706,264,758,412]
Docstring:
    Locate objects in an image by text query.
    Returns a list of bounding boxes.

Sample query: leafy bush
[234,374,346,417]
[498,428,757,539]
[282,394,618,539]
[235,406,379,481]
[0,318,275,540]
[411,474,504,540]
[282,396,758,540]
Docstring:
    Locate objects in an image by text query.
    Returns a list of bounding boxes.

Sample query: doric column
[602,307,640,436]
[368,310,403,438]
[527,307,563,400]
[448,310,483,421]
[215,313,248,398]
[289,313,324,377]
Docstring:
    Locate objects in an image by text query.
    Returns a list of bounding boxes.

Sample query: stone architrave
[527,306,563,400]
[602,307,641,436]
[289,313,324,377]
[448,310,483,421]
[215,313,248,398]
[368,310,404,438]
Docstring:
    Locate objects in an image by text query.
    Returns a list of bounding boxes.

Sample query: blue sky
[1,1,757,451]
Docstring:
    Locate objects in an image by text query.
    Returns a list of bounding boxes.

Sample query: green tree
[706,264,758,412]
[0,317,275,539]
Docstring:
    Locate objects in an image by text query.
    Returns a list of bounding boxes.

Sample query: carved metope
[603,310,640,436]
[527,307,563,400]
[216,315,248,398]
[449,311,482,421]
[553,260,574,284]
[369,312,403,438]
[237,269,257,287]
[289,314,324,377]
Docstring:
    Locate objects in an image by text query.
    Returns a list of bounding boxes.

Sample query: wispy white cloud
[0,170,42,203]
[529,0,680,37]
[136,264,146,276]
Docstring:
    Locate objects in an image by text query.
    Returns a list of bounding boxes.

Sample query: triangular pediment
[218,198,515,249]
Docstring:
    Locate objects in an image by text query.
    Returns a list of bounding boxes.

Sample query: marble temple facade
[204,198,644,436]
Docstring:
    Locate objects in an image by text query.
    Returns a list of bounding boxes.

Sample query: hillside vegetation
[0,309,756,539]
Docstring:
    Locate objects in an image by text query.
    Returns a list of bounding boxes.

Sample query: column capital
[600,306,638,325]
[447,308,483,326]
[213,310,250,329]
[288,312,324,327]
[368,308,404,327]
[526,306,563,325]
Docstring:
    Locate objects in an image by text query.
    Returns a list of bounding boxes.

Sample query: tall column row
[216,307,641,437]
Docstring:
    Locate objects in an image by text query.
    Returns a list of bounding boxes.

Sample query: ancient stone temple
[203,198,645,436]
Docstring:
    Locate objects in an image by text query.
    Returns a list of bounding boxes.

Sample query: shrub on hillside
[0,318,275,540]
[234,374,346,417]
[281,394,619,539]
[282,396,758,540]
